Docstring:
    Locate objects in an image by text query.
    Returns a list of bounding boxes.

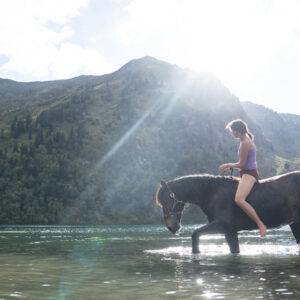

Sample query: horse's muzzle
[167,224,181,234]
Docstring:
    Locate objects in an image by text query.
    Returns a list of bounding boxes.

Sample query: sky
[0,0,300,115]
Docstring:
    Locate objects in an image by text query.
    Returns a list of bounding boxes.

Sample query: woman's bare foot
[258,223,267,237]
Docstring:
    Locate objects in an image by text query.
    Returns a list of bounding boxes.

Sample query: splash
[145,243,300,257]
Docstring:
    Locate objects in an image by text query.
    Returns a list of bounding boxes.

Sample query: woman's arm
[227,142,249,170]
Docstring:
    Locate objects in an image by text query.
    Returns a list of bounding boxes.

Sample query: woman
[218,118,267,237]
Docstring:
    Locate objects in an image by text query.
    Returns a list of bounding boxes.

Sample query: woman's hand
[218,163,232,173]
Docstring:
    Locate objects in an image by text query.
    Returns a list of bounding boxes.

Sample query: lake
[0,224,299,299]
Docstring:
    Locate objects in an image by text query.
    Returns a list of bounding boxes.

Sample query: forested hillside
[0,56,299,224]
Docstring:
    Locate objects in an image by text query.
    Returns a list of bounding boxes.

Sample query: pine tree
[13,142,19,153]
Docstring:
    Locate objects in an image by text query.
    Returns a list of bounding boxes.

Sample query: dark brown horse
[155,171,300,254]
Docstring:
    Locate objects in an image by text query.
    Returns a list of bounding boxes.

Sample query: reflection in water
[146,233,300,299]
[174,259,184,289]
[0,225,299,299]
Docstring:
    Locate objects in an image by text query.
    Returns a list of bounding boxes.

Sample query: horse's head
[155,180,185,234]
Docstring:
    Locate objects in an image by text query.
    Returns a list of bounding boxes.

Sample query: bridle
[164,182,185,217]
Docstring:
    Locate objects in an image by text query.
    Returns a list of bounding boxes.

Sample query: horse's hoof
[192,249,200,254]
[230,248,240,254]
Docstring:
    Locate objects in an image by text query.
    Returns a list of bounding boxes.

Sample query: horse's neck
[173,177,234,224]
[171,176,212,209]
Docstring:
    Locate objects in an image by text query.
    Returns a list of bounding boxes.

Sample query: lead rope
[219,167,234,177]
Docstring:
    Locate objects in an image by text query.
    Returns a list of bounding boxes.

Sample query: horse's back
[257,170,300,185]
[235,172,300,228]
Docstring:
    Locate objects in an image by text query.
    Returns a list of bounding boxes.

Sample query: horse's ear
[160,180,167,188]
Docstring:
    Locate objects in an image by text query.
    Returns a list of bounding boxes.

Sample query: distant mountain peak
[125,55,168,65]
[115,55,179,75]
[0,78,17,83]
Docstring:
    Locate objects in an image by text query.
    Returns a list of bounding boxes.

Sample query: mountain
[241,101,300,172]
[241,101,300,157]
[0,56,298,225]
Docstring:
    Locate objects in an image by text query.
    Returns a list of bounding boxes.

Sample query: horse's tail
[286,170,300,206]
[293,171,300,198]
[291,170,300,181]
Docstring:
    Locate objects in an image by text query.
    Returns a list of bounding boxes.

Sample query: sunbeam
[96,101,159,169]
[63,70,199,222]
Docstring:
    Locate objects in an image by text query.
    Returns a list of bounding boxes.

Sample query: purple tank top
[238,144,257,170]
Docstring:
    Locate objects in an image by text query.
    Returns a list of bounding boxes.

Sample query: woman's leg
[235,174,267,237]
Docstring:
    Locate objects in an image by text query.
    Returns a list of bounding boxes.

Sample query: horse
[154,171,300,254]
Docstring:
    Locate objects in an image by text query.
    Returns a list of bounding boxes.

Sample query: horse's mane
[154,173,239,207]
[172,173,240,183]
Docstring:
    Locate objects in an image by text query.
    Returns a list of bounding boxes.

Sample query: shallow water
[0,224,299,299]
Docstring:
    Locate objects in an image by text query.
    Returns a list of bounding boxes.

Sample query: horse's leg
[225,231,240,254]
[192,220,223,254]
[289,222,300,244]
